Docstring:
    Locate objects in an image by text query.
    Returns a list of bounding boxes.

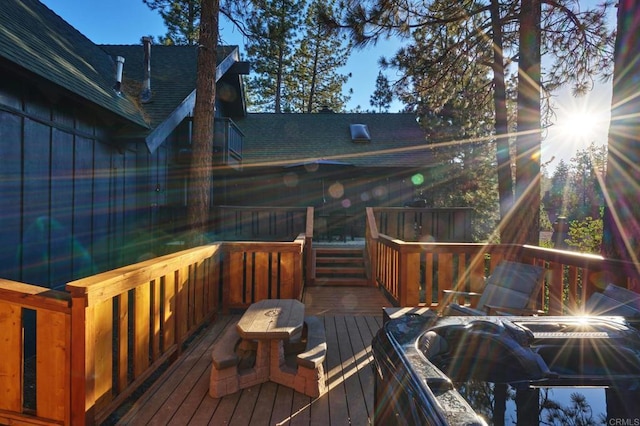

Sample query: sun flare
[558,110,602,142]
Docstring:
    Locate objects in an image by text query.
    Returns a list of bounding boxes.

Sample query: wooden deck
[115,287,392,425]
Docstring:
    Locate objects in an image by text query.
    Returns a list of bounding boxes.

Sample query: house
[230,112,432,236]
[0,0,247,288]
[0,0,432,288]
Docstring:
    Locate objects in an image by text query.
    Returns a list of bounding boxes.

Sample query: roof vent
[350,124,371,143]
[114,56,125,94]
[140,36,152,104]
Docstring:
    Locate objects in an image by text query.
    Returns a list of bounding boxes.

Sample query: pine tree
[143,0,201,45]
[242,0,305,113]
[329,0,614,244]
[370,71,393,112]
[283,0,351,113]
[187,0,218,239]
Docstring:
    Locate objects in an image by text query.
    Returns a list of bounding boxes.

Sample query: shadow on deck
[114,287,392,425]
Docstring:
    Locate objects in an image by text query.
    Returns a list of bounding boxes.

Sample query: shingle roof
[0,0,149,128]
[236,113,432,169]
[99,45,240,131]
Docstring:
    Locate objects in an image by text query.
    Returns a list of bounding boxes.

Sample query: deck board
[116,287,393,426]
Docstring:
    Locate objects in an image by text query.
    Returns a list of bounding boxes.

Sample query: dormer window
[350,124,371,143]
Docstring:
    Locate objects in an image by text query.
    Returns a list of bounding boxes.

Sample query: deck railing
[0,279,72,425]
[214,206,308,241]
[365,207,640,314]
[3,206,640,425]
[0,236,306,426]
[371,206,474,242]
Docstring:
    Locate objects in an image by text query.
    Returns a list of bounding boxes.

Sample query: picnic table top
[236,299,305,340]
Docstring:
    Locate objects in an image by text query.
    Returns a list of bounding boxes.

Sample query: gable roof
[0,0,247,152]
[0,0,148,128]
[100,44,245,151]
[236,113,432,169]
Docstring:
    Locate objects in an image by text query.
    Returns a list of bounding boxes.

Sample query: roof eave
[143,46,245,153]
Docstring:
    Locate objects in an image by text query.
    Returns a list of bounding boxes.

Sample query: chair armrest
[442,289,482,298]
[443,303,486,316]
[483,304,545,316]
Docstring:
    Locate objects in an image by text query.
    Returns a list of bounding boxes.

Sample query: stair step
[313,277,369,286]
[316,257,364,264]
[311,246,368,286]
[314,247,363,255]
[316,266,365,275]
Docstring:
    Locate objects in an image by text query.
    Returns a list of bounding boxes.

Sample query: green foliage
[143,0,201,45]
[370,71,393,112]
[283,0,352,112]
[542,143,607,225]
[242,0,305,113]
[226,0,352,113]
[329,0,614,243]
[566,209,603,254]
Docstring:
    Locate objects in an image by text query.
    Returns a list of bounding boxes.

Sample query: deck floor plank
[186,390,218,425]
[228,384,261,425]
[118,315,238,425]
[115,287,394,426]
[250,381,278,425]
[208,390,241,425]
[166,370,210,425]
[270,385,295,425]
[288,391,312,426]
[346,315,375,417]
[324,316,351,425]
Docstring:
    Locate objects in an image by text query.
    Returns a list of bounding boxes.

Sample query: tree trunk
[187,0,219,241]
[490,0,513,240]
[602,0,640,272]
[503,0,541,245]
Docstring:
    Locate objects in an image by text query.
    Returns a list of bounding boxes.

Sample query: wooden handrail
[4,208,640,426]
[370,237,640,315]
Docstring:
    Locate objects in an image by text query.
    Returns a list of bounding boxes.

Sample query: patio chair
[583,283,640,328]
[442,260,546,316]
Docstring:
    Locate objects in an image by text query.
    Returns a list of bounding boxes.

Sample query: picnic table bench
[209,299,327,398]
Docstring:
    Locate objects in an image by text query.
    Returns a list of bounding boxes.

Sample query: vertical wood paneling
[152,279,161,362]
[163,273,176,351]
[548,262,565,315]
[117,293,129,393]
[0,302,22,412]
[425,253,434,306]
[437,253,454,303]
[279,252,294,299]
[111,154,125,261]
[93,299,114,412]
[22,117,50,283]
[92,142,111,269]
[194,263,204,324]
[36,309,69,421]
[204,258,214,315]
[176,267,189,345]
[188,264,196,327]
[244,253,254,303]
[73,136,94,260]
[51,128,74,285]
[255,252,269,300]
[0,111,22,280]
[228,252,244,306]
[134,282,151,378]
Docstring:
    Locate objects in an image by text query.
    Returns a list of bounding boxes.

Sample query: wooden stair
[311,246,369,286]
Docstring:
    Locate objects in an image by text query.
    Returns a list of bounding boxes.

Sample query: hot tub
[372,313,640,425]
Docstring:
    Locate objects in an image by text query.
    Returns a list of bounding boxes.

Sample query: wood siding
[0,79,172,289]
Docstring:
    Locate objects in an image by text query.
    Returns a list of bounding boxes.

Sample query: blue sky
[39,0,402,112]
[39,0,613,168]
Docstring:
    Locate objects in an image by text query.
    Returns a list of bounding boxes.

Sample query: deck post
[69,290,91,426]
